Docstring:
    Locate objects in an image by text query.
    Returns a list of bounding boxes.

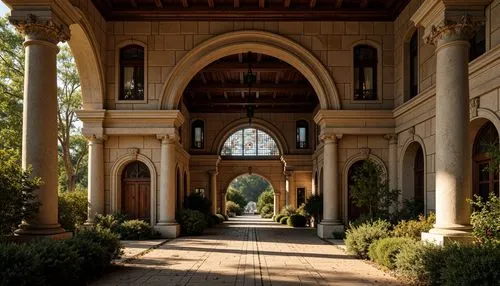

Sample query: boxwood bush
[275,214,286,223]
[0,228,122,285]
[280,216,289,224]
[119,220,159,240]
[394,241,446,285]
[287,214,307,227]
[368,237,413,269]
[215,214,225,223]
[392,213,435,240]
[344,219,391,259]
[176,209,207,236]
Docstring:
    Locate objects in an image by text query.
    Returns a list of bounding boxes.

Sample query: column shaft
[321,136,340,223]
[386,135,398,191]
[87,137,104,223]
[209,171,218,214]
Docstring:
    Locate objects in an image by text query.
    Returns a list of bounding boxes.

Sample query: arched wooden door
[122,161,151,221]
[473,122,499,200]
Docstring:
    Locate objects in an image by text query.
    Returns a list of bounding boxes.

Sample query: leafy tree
[0,149,41,235]
[349,160,399,220]
[256,189,274,213]
[469,193,500,243]
[303,194,323,224]
[57,45,87,192]
[226,187,247,209]
[230,175,271,202]
[0,17,24,151]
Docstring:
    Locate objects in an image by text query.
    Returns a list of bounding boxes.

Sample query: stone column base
[421,230,474,246]
[14,224,72,240]
[317,222,344,238]
[155,223,180,238]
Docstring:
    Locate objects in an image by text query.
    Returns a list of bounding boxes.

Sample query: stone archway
[159,30,341,110]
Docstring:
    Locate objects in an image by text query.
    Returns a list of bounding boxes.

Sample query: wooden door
[121,161,151,221]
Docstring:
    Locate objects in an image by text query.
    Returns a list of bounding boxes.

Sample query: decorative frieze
[9,13,69,43]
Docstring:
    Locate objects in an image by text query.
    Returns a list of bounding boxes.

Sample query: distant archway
[226,173,275,216]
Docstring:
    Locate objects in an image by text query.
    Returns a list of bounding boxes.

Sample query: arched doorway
[121,161,151,221]
[401,141,425,214]
[473,121,499,200]
[226,174,275,217]
[347,160,370,221]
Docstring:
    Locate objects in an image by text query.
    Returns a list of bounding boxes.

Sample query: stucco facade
[4,0,500,241]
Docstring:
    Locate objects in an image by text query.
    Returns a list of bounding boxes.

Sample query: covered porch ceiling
[91,0,410,21]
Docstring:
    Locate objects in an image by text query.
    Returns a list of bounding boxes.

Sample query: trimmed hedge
[0,228,122,285]
[344,219,391,259]
[368,237,413,269]
[280,216,289,224]
[176,209,207,236]
[119,220,159,240]
[392,213,435,240]
[287,214,307,227]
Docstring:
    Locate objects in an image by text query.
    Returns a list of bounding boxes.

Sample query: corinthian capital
[425,15,482,46]
[9,13,70,44]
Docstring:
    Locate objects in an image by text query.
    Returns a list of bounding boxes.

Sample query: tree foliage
[0,149,41,235]
[0,17,24,151]
[226,187,247,209]
[349,160,399,220]
[257,189,274,214]
[230,175,272,202]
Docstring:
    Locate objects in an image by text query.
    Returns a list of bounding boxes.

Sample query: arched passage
[160,30,341,110]
[401,141,425,214]
[225,173,275,217]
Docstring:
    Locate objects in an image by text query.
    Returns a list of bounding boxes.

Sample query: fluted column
[86,136,105,224]
[385,134,398,191]
[421,16,479,244]
[318,134,343,238]
[155,134,180,238]
[209,170,218,214]
[11,14,70,238]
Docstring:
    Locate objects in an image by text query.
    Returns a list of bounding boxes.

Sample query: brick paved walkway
[93,215,403,285]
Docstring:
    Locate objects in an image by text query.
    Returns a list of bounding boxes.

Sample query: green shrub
[226,200,242,216]
[58,189,88,232]
[215,214,225,223]
[392,213,435,240]
[75,228,122,260]
[183,192,211,214]
[0,150,41,235]
[394,241,444,285]
[287,214,307,227]
[119,219,158,240]
[257,190,274,213]
[345,219,391,259]
[303,194,322,223]
[280,216,289,224]
[280,205,297,216]
[274,214,285,223]
[226,187,248,209]
[469,193,500,243]
[368,237,414,269]
[260,204,273,217]
[94,213,127,234]
[176,209,207,236]
[441,243,500,285]
[262,213,273,219]
[0,228,122,285]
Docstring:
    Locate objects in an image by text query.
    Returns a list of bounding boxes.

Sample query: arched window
[119,45,145,100]
[192,120,204,149]
[296,120,309,149]
[347,160,370,220]
[473,122,499,200]
[353,45,378,100]
[469,25,486,62]
[221,128,279,157]
[409,31,419,99]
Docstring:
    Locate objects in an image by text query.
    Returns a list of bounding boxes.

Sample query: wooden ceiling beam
[186,106,315,113]
[181,0,189,8]
[259,0,265,8]
[360,0,368,8]
[208,0,215,8]
[284,0,291,8]
[334,0,343,8]
[154,0,163,8]
[234,0,240,8]
[130,0,138,8]
[202,62,292,72]
[187,83,314,93]
[187,99,315,106]
[309,0,316,8]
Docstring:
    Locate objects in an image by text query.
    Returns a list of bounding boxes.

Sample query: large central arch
[159,30,341,110]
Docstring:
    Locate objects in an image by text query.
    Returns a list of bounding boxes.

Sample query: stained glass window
[221,128,279,157]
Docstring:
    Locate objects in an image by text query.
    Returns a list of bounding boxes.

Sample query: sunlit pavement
[93,215,402,285]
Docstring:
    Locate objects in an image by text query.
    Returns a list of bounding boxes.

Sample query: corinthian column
[10,13,70,238]
[155,134,180,238]
[317,133,343,238]
[86,135,105,224]
[421,16,480,245]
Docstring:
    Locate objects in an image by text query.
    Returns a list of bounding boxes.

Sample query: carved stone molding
[359,148,371,159]
[157,134,179,144]
[470,97,480,118]
[384,134,398,144]
[9,14,70,44]
[320,133,342,144]
[408,126,415,141]
[88,134,107,144]
[425,15,482,46]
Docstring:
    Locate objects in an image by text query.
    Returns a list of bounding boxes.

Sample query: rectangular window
[354,45,378,100]
[409,32,419,99]
[119,45,145,101]
[194,127,202,148]
[469,25,486,62]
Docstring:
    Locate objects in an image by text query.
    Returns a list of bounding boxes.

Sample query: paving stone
[93,215,403,286]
